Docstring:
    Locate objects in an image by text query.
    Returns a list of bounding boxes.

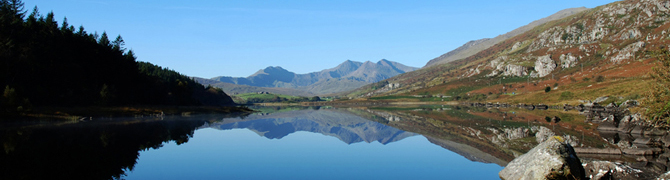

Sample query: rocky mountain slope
[201,59,418,95]
[423,7,589,68]
[347,0,667,106]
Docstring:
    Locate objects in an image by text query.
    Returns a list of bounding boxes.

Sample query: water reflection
[0,105,614,180]
[0,114,244,180]
[209,107,416,144]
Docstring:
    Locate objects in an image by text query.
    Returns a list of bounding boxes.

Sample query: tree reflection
[0,116,227,180]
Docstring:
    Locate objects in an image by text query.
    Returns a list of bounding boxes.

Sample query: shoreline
[1,105,254,121]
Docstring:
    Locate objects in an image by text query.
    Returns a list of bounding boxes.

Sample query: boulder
[499,136,586,180]
[534,126,556,143]
[661,134,670,148]
[583,160,648,180]
[632,137,653,145]
[619,100,638,109]
[659,171,670,180]
[534,55,556,78]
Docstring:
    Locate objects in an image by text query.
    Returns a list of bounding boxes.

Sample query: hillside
[204,59,418,95]
[346,0,669,109]
[423,7,589,68]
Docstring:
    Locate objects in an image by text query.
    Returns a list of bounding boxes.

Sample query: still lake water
[1,106,605,180]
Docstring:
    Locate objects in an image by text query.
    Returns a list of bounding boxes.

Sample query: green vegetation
[646,48,670,123]
[559,91,574,101]
[0,0,234,114]
[544,87,551,93]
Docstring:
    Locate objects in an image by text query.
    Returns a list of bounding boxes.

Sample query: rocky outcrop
[499,136,586,180]
[610,41,645,64]
[560,53,579,68]
[534,55,556,78]
[486,55,534,77]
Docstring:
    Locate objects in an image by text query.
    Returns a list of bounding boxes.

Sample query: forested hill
[0,0,233,111]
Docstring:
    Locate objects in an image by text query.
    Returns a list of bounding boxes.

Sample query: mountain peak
[208,59,418,95]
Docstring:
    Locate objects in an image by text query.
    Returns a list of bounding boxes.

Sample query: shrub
[595,75,605,82]
[545,86,551,93]
[646,48,670,123]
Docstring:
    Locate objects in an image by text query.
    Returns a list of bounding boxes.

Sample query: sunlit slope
[345,0,667,105]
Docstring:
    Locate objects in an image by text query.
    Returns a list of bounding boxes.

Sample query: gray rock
[594,96,609,103]
[659,171,670,180]
[583,160,646,180]
[560,53,579,68]
[499,136,585,180]
[610,41,645,64]
[534,55,556,77]
[632,137,653,145]
[534,126,556,143]
[619,100,638,109]
[617,116,635,133]
[661,135,670,148]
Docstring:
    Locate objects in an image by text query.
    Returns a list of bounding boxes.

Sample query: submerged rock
[499,136,586,180]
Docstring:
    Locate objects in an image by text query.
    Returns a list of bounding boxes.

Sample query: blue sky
[25,0,617,78]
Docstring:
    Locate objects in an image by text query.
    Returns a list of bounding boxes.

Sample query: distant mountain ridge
[201,59,418,95]
[423,7,589,68]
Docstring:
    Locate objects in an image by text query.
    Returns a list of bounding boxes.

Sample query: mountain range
[345,0,665,105]
[197,59,418,95]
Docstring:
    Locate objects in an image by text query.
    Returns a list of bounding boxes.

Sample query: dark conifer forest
[0,0,234,111]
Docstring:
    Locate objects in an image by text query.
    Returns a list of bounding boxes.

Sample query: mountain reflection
[0,106,608,180]
[208,108,417,145]
[0,115,242,180]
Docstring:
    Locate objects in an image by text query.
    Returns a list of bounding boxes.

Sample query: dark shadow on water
[0,114,244,180]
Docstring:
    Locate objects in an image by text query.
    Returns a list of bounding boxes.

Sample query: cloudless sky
[25,0,618,78]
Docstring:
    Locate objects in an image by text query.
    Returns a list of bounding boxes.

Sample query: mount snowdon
[201,59,418,95]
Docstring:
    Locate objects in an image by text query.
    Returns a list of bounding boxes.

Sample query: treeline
[0,0,233,111]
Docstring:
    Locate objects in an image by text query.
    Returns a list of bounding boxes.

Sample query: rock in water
[499,136,586,180]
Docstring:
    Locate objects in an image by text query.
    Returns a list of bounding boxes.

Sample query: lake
[0,106,610,180]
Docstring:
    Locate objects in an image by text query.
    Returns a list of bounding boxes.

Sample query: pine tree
[98,31,110,47]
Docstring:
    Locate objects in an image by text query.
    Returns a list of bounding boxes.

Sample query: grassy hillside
[343,0,669,121]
